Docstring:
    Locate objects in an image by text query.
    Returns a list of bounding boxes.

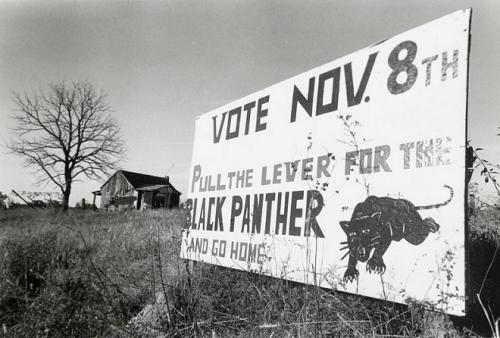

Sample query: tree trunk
[62,175,72,212]
[62,189,70,211]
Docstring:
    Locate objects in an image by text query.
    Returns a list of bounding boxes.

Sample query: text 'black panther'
[339,185,453,283]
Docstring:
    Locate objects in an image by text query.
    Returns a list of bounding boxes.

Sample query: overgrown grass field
[0,207,498,337]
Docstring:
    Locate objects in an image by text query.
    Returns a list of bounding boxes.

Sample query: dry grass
[0,206,498,337]
[0,208,183,337]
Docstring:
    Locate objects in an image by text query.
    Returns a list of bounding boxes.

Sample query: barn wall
[169,194,180,208]
[139,189,180,210]
[156,187,180,208]
[100,172,136,209]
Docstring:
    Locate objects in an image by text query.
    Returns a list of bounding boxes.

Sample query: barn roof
[101,170,181,194]
[120,170,168,188]
[135,184,167,191]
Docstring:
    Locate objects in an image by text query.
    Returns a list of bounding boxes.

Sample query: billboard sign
[181,9,471,315]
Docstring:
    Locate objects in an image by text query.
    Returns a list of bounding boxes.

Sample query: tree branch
[6,80,125,210]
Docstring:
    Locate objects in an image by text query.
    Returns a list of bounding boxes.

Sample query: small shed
[97,170,181,211]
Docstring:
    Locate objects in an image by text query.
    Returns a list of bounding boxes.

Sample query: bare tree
[7,81,125,211]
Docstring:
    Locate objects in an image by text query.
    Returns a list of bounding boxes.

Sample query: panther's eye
[362,229,370,234]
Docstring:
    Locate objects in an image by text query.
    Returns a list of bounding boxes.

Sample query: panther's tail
[415,185,454,210]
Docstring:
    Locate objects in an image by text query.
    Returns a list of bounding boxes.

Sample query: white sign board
[181,9,471,315]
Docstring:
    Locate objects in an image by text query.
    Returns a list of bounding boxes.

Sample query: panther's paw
[366,256,386,274]
[343,267,359,283]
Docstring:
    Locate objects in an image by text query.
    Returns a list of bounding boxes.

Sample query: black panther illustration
[339,185,453,283]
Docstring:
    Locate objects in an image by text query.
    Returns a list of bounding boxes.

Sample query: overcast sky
[1,0,499,205]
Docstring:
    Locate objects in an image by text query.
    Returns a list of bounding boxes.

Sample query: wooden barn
[95,170,181,211]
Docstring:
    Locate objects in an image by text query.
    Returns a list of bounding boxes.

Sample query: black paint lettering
[421,55,438,86]
[199,176,207,192]
[344,52,377,106]
[207,197,215,231]
[416,140,433,168]
[216,174,226,190]
[191,198,197,229]
[236,170,245,188]
[243,101,256,135]
[248,243,258,263]
[207,176,216,192]
[291,77,315,123]
[239,243,248,261]
[275,192,289,235]
[230,241,238,259]
[345,150,358,175]
[289,190,303,236]
[305,190,325,238]
[316,154,331,179]
[387,40,418,94]
[400,142,415,169]
[301,157,313,180]
[211,239,219,256]
[359,148,373,174]
[226,107,241,140]
[227,171,236,189]
[252,194,263,234]
[256,95,269,132]
[218,241,226,257]
[435,138,451,166]
[245,169,253,188]
[441,50,459,81]
[273,163,282,184]
[316,67,341,115]
[264,193,275,234]
[198,198,206,230]
[230,195,243,232]
[261,166,271,185]
[241,195,251,233]
[191,165,201,193]
[285,161,299,182]
[373,145,392,172]
[212,112,227,144]
[214,197,225,231]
